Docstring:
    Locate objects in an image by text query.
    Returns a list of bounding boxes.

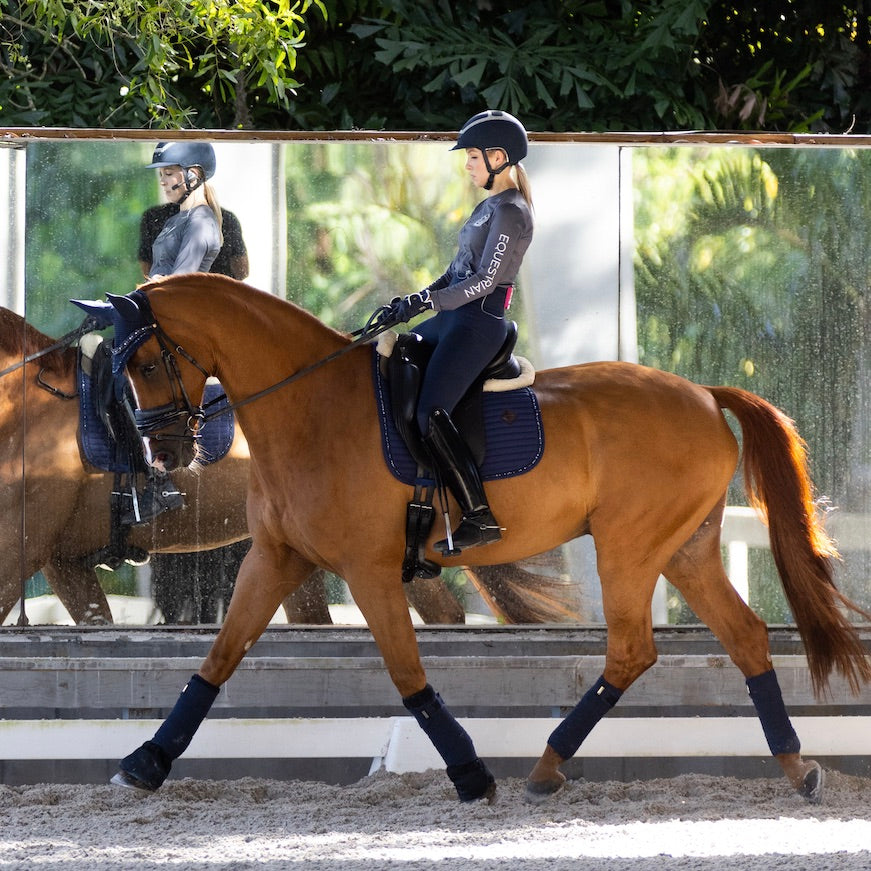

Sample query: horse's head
[72,290,209,471]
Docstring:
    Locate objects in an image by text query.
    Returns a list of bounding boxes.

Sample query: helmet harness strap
[174,167,205,205]
[482,149,510,191]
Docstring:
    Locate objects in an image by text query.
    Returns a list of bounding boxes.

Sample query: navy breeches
[413,297,508,433]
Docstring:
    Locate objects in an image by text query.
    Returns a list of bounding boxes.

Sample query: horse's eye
[140,362,159,377]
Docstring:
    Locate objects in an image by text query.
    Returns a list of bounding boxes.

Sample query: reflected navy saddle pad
[372,347,544,485]
[78,336,234,473]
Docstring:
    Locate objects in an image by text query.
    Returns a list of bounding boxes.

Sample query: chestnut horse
[92,275,871,805]
[0,307,477,627]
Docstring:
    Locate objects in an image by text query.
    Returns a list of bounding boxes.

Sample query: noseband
[131,345,212,445]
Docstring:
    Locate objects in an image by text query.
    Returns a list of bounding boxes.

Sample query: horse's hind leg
[43,558,113,625]
[281,568,333,624]
[526,550,661,803]
[663,502,823,803]
[404,575,465,624]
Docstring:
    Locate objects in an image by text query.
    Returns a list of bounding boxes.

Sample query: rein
[201,305,397,422]
[0,316,100,379]
[133,299,400,438]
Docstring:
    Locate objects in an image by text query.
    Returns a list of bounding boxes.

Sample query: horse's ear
[70,297,114,330]
[106,292,146,326]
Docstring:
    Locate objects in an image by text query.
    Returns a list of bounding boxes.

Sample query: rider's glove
[388,291,433,323]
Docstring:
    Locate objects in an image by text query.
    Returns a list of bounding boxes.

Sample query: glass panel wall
[2,134,869,627]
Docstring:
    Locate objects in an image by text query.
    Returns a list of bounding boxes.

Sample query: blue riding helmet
[451,110,528,165]
[146,141,216,180]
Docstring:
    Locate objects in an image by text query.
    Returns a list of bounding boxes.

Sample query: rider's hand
[388,291,433,323]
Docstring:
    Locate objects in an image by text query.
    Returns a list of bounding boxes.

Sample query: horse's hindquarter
[498,362,738,566]
[1,364,86,572]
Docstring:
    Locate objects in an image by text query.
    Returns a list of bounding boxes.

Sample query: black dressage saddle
[385,320,522,470]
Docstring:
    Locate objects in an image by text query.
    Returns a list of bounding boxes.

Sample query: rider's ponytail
[202,181,224,247]
[514,163,533,210]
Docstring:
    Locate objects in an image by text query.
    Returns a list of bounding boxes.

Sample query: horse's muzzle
[136,403,201,470]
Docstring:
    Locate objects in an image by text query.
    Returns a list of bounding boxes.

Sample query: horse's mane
[0,306,71,370]
[145,273,351,341]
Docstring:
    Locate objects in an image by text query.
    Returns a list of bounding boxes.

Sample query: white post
[0,145,26,313]
[727,540,750,603]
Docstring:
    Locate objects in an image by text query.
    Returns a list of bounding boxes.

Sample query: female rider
[124,141,223,524]
[390,110,534,553]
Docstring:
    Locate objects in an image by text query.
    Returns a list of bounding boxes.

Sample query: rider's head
[451,110,528,190]
[146,141,216,203]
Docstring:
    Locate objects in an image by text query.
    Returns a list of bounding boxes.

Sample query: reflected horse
[100,276,871,805]
[0,308,477,627]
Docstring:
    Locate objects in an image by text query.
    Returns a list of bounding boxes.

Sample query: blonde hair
[513,162,533,209]
[484,147,534,209]
[199,174,224,246]
[182,164,224,245]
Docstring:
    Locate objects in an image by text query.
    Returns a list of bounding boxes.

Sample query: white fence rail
[650,506,870,622]
[720,506,871,601]
[3,716,868,773]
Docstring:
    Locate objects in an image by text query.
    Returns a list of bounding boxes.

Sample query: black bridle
[127,296,400,443]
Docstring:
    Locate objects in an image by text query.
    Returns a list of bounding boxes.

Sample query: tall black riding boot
[423,407,502,553]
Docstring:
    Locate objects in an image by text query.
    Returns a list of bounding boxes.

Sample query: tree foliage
[634,145,871,509]
[0,0,325,127]
[634,145,871,618]
[3,1,871,131]
[343,0,713,132]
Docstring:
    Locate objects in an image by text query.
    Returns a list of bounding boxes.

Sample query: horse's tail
[464,555,583,624]
[708,385,871,696]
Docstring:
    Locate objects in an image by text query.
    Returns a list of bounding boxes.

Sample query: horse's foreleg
[111,542,314,792]
[664,511,823,804]
[350,574,494,802]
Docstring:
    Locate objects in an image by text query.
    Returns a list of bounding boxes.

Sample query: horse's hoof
[797,762,824,805]
[110,770,156,792]
[447,758,496,803]
[113,741,171,791]
[462,778,497,805]
[524,775,565,805]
